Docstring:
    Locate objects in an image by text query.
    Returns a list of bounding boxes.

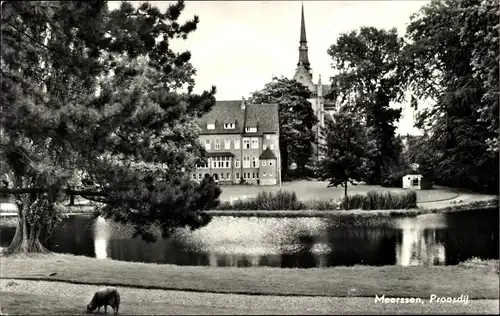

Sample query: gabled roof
[198,100,279,136]
[259,148,277,160]
[245,103,279,135]
[198,101,245,134]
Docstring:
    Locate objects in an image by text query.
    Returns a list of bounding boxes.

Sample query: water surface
[0,209,497,268]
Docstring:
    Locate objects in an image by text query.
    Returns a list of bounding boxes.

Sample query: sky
[108,1,431,135]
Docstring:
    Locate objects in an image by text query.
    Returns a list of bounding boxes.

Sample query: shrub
[286,168,316,180]
[215,190,417,211]
[216,190,306,211]
[381,167,417,188]
[304,199,341,210]
[341,190,417,210]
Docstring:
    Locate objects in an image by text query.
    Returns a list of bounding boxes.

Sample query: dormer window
[207,123,215,130]
[245,127,257,133]
[224,123,235,129]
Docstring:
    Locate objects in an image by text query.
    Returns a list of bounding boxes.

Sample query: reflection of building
[194,99,281,185]
[396,223,445,266]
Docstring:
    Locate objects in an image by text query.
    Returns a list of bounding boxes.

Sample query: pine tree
[1,1,220,254]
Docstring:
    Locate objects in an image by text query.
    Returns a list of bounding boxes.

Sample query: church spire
[300,2,307,44]
[297,3,310,71]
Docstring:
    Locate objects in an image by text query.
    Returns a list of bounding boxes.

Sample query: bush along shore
[1,191,497,219]
[217,190,418,211]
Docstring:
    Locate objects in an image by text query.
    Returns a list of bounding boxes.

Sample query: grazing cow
[86,287,120,315]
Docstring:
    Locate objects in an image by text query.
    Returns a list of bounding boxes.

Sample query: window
[224,123,235,129]
[263,144,267,150]
[220,173,224,180]
[252,157,259,168]
[262,161,266,167]
[215,139,221,150]
[213,157,230,169]
[205,139,211,150]
[235,159,240,168]
[269,172,273,177]
[412,178,419,186]
[265,134,270,140]
[198,173,203,180]
[263,172,266,176]
[197,159,209,169]
[243,138,250,149]
[207,123,215,130]
[243,173,247,179]
[243,156,250,168]
[236,173,240,179]
[251,138,259,149]
[245,127,257,133]
[226,173,231,180]
[269,161,273,166]
[192,173,196,179]
[270,144,275,150]
[224,139,231,150]
[234,138,240,150]
[252,173,255,179]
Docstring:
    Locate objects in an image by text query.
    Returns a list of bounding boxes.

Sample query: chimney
[241,96,246,110]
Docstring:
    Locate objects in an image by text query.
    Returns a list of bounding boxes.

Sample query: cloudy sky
[109,1,431,135]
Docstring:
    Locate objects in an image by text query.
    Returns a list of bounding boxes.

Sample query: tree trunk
[2,175,51,256]
[344,180,348,197]
[281,146,289,179]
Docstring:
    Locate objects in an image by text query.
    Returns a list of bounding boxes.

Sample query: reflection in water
[395,215,446,266]
[94,217,109,259]
[0,209,497,268]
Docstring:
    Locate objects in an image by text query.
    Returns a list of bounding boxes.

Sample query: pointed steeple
[297,3,310,71]
[300,3,307,44]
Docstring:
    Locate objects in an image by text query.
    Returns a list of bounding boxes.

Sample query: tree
[1,0,220,254]
[327,27,403,185]
[406,133,435,179]
[316,107,372,197]
[398,0,499,193]
[250,76,318,177]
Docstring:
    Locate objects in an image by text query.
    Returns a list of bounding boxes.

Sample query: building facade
[193,99,281,185]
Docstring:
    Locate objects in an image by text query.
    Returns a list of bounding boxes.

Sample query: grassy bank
[0,198,497,221]
[0,254,498,299]
[2,282,498,315]
[207,200,499,218]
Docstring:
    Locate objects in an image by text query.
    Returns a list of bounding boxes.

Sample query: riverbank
[1,254,498,299]
[1,197,496,219]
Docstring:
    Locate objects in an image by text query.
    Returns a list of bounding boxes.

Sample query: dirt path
[1,279,498,315]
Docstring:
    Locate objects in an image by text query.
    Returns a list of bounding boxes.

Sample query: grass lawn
[1,254,498,299]
[219,181,459,203]
[1,283,498,315]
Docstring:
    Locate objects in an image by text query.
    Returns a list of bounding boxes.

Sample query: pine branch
[0,187,108,197]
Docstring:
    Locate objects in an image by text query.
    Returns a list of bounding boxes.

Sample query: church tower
[292,3,329,160]
[293,3,315,92]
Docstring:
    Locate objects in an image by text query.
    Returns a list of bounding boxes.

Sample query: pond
[0,209,498,268]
